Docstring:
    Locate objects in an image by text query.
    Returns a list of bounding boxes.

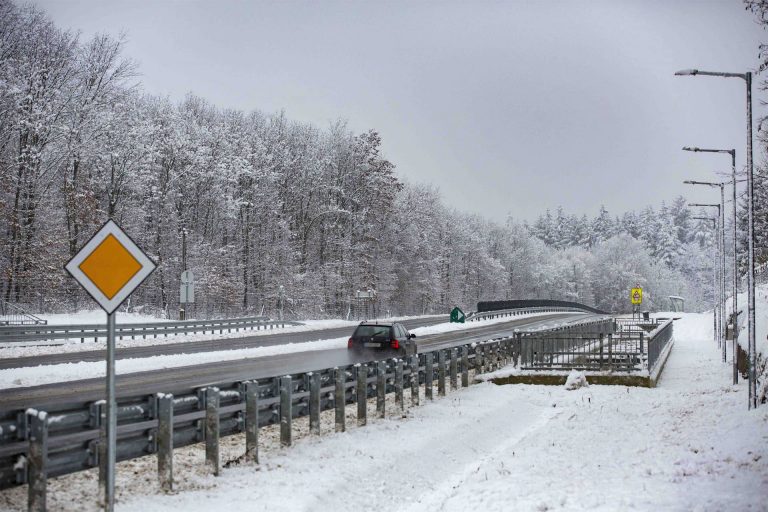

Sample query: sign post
[65,220,156,512]
[180,270,195,320]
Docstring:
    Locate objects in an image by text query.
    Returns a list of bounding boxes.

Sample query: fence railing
[0,300,47,327]
[0,317,302,345]
[514,317,673,373]
[646,319,674,370]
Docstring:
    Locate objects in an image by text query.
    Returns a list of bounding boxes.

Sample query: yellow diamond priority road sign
[631,287,643,305]
[65,220,156,314]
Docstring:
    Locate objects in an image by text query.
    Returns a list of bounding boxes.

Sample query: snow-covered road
[106,312,767,512]
[0,312,570,389]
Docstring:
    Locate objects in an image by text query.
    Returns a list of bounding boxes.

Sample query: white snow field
[0,312,570,389]
[103,312,767,512]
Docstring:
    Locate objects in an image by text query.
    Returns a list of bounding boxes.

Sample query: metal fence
[515,317,673,373]
[0,332,526,509]
[0,317,302,345]
[0,301,46,327]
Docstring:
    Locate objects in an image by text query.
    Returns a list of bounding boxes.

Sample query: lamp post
[693,215,719,348]
[675,68,757,408]
[683,147,740,384]
[686,184,727,364]
[689,202,724,354]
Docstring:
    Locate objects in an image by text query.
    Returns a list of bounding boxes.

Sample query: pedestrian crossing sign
[631,287,643,305]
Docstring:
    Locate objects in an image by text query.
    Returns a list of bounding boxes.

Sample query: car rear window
[354,325,392,339]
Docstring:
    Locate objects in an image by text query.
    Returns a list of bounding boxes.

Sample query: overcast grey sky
[31,0,766,222]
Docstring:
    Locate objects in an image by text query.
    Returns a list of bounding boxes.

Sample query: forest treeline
[1,0,765,318]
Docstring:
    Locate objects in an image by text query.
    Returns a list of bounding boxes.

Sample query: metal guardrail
[0,317,303,345]
[465,306,589,322]
[0,318,605,508]
[0,300,47,327]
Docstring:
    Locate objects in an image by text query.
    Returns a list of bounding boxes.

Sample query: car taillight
[391,339,400,349]
[348,338,354,348]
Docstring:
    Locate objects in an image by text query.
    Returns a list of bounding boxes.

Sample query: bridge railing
[465,306,589,322]
[514,317,673,373]
[0,317,302,345]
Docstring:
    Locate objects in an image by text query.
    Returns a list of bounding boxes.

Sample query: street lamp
[693,215,720,348]
[682,147,739,383]
[683,188,724,362]
[689,202,724,354]
[675,68,757,408]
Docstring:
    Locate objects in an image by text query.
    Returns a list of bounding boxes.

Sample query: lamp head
[675,69,698,76]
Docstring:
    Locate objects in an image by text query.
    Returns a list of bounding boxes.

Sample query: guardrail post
[356,364,367,426]
[376,361,386,419]
[410,355,420,406]
[334,367,346,433]
[437,350,446,397]
[395,359,404,411]
[514,332,521,367]
[279,376,292,446]
[449,348,458,390]
[205,387,220,475]
[27,410,48,512]
[157,393,174,491]
[461,347,469,387]
[425,353,434,400]
[245,381,259,463]
[309,372,321,435]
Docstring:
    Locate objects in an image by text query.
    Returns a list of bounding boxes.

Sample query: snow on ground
[94,311,766,512]
[0,312,567,389]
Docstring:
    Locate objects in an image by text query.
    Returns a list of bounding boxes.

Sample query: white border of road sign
[65,219,157,314]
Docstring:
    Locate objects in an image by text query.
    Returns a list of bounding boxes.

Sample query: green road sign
[450,306,465,323]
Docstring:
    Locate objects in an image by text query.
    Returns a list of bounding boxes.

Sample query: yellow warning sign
[65,220,156,314]
[631,287,643,305]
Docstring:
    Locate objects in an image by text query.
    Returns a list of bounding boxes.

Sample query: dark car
[347,321,417,357]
